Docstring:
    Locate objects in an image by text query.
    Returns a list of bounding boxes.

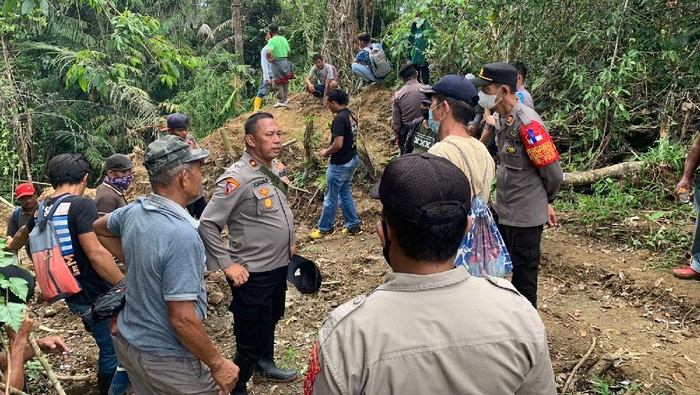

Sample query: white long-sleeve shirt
[261,45,272,83]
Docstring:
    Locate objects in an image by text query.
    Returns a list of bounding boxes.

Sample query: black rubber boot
[255,334,297,382]
[97,371,115,395]
[232,353,254,395]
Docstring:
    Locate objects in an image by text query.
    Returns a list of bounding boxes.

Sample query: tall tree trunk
[0,32,32,182]
[322,0,360,74]
[231,0,244,55]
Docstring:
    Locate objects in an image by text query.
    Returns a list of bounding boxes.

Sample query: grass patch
[556,139,695,269]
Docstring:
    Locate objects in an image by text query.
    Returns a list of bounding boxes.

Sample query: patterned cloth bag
[446,140,512,277]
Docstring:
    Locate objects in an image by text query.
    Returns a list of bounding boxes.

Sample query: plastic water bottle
[677,187,690,203]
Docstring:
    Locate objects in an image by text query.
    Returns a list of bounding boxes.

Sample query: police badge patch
[225,178,240,196]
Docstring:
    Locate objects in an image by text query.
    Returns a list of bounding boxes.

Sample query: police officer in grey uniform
[304,153,557,394]
[471,63,564,307]
[198,113,297,395]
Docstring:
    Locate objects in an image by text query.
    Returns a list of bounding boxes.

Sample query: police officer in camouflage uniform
[304,153,557,394]
[471,63,564,308]
[198,113,297,395]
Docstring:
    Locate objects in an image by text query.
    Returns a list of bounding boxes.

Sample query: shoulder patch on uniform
[225,178,240,196]
[483,274,521,295]
[506,114,514,126]
[258,187,270,196]
[318,295,366,343]
[248,159,258,168]
[520,120,560,168]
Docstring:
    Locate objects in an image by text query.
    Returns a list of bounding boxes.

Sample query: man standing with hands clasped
[199,113,298,395]
[94,135,239,394]
[471,62,564,308]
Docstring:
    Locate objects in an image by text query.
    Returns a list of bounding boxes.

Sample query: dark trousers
[229,266,287,361]
[186,195,207,219]
[417,64,429,85]
[498,224,543,308]
[397,124,412,155]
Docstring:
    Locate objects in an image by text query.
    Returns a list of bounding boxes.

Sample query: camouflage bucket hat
[144,135,209,177]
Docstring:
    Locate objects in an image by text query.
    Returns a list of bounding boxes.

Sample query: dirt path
[540,230,700,394]
[9,88,700,394]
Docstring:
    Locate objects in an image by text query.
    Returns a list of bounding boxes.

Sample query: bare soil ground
[4,87,700,394]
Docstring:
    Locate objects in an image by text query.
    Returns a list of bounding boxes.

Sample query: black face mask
[421,108,430,121]
[381,221,392,268]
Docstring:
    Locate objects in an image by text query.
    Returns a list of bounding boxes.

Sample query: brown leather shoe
[672,266,700,280]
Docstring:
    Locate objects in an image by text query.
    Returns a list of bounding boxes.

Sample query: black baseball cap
[371,153,471,225]
[167,113,189,130]
[471,62,518,87]
[420,75,478,106]
[287,255,322,294]
[104,154,134,171]
[399,63,418,80]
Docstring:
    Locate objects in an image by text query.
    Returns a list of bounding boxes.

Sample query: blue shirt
[355,43,383,66]
[109,194,208,357]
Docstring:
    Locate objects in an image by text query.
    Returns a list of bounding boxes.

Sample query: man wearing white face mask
[471,62,564,308]
[419,75,495,200]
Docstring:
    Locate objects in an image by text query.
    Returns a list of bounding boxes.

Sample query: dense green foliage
[385,0,699,170]
[0,0,697,188]
[556,139,695,268]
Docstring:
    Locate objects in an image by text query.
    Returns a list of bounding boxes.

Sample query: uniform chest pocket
[253,186,279,215]
[501,136,524,170]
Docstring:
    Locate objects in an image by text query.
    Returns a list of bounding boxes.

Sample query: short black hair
[268,23,279,34]
[327,89,349,106]
[357,33,371,44]
[510,61,528,79]
[383,208,469,263]
[245,112,275,136]
[47,153,92,188]
[312,54,323,62]
[433,94,476,126]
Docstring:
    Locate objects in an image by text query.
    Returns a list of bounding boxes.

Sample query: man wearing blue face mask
[471,62,564,308]
[95,154,134,216]
[419,75,495,200]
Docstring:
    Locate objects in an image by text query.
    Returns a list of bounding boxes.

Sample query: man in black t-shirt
[28,154,124,395]
[310,89,362,239]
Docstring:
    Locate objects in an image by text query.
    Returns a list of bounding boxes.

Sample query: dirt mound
[126,87,396,223]
[39,186,97,200]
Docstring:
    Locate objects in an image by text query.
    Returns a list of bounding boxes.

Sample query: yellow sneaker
[309,229,333,239]
[341,226,362,236]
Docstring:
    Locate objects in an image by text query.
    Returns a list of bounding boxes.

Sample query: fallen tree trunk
[563,161,644,186]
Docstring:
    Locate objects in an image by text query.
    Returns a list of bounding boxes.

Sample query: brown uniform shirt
[392,79,428,133]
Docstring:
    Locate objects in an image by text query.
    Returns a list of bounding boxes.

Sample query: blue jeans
[256,79,269,98]
[313,83,325,97]
[67,302,118,374]
[691,177,700,273]
[317,155,361,231]
[351,63,378,83]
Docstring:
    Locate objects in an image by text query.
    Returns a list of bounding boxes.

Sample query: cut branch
[28,335,66,395]
[563,161,644,186]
